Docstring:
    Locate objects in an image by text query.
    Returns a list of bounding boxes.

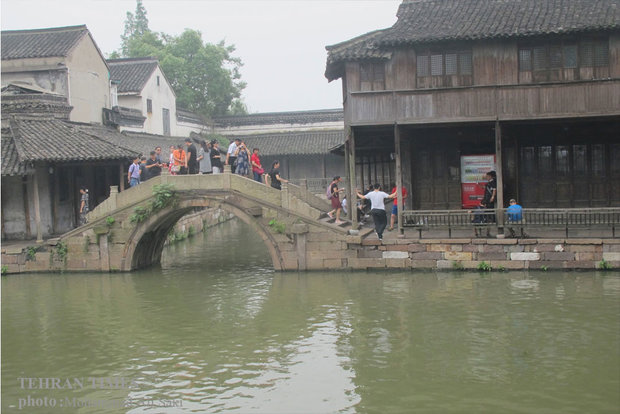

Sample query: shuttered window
[519,37,609,82]
[417,55,429,77]
[360,62,386,91]
[430,54,443,75]
[416,49,472,88]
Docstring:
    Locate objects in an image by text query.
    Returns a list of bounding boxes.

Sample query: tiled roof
[325,29,392,81]
[1,117,139,175]
[108,57,159,94]
[234,130,344,156]
[214,109,343,127]
[326,0,620,80]
[176,107,204,125]
[1,25,88,60]
[1,131,29,176]
[104,131,190,161]
[383,0,620,45]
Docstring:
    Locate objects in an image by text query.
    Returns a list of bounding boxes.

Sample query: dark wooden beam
[395,124,404,236]
[495,120,504,236]
[349,127,358,230]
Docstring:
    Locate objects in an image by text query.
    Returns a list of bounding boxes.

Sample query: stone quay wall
[342,238,620,271]
[1,207,231,274]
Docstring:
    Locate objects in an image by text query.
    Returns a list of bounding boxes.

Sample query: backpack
[326,182,333,200]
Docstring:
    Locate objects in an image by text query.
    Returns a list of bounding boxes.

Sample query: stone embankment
[344,237,620,270]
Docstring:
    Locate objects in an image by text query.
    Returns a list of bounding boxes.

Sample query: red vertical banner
[461,155,496,208]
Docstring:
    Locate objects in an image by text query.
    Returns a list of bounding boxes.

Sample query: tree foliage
[114,0,247,117]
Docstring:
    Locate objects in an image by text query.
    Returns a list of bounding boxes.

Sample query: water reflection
[2,220,620,413]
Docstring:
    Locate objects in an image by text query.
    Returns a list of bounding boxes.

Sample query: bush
[130,184,178,225]
[477,261,492,272]
[268,219,286,234]
[598,259,613,271]
[25,246,40,261]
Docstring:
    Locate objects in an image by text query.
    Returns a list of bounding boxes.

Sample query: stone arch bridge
[57,174,363,272]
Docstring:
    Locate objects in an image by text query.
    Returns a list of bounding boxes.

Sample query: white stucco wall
[213,120,344,136]
[65,34,110,123]
[176,119,206,137]
[117,66,177,135]
[1,56,69,95]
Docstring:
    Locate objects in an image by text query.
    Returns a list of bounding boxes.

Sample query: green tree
[120,0,149,56]
[114,1,247,117]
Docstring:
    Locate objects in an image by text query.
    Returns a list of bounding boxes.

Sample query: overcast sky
[1,0,401,113]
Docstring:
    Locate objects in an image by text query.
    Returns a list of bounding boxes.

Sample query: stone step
[320,216,351,228]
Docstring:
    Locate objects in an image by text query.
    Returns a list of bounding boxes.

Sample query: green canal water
[2,219,620,413]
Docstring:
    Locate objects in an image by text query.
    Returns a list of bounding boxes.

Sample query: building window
[157,76,160,86]
[416,49,472,88]
[519,37,609,83]
[360,61,385,91]
[162,108,170,136]
[146,99,152,114]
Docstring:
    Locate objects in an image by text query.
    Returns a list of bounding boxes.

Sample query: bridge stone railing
[88,173,329,224]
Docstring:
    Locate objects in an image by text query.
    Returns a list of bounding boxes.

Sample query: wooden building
[325,0,620,229]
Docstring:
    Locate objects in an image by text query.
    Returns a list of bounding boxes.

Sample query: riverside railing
[402,207,620,238]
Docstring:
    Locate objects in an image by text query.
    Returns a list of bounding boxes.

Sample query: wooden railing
[402,207,620,238]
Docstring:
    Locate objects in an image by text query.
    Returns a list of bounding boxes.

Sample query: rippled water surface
[2,220,620,413]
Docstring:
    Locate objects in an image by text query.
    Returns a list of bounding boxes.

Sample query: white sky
[1,0,401,113]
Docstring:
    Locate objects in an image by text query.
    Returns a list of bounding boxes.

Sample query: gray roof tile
[1,131,29,176]
[2,118,139,175]
[326,0,620,80]
[1,25,88,60]
[235,130,344,156]
[108,58,159,94]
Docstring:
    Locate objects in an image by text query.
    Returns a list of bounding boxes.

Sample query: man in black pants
[356,184,397,241]
[226,138,241,174]
[185,138,198,174]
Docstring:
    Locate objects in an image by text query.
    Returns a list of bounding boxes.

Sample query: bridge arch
[120,197,284,272]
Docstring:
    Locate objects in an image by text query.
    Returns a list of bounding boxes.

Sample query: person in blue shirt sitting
[506,198,524,237]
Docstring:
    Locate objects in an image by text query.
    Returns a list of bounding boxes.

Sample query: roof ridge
[1,24,87,35]
[107,56,159,64]
[214,108,344,119]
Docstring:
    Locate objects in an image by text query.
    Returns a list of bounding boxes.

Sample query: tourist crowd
[126,138,290,191]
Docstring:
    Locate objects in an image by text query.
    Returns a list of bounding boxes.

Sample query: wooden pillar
[119,163,125,191]
[344,138,351,220]
[32,170,43,242]
[395,124,404,236]
[349,127,358,230]
[22,176,31,237]
[321,155,327,179]
[495,120,504,236]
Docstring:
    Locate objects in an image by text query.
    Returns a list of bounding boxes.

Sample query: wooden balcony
[347,79,620,126]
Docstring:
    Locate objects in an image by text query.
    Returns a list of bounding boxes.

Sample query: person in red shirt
[250,148,264,183]
[388,183,408,231]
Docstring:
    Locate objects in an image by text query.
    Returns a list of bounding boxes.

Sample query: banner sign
[460,154,496,208]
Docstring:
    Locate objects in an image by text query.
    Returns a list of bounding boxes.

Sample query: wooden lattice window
[416,49,472,88]
[360,62,385,91]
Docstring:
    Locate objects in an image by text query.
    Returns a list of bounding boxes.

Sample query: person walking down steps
[356,184,397,241]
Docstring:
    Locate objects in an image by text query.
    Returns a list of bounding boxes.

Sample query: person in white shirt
[356,183,397,241]
[226,138,241,174]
